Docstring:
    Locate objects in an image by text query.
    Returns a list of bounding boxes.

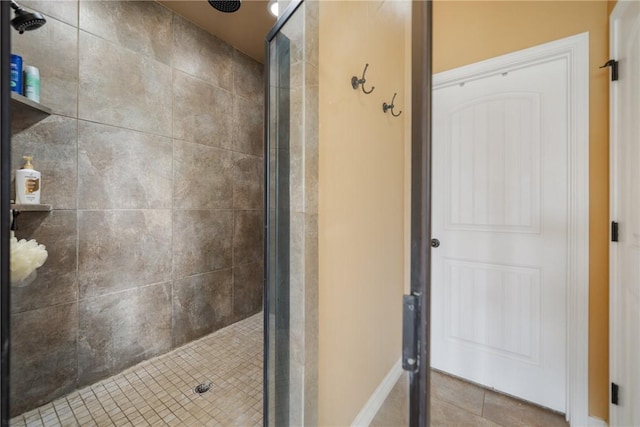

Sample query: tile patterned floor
[372,370,569,427]
[10,313,263,427]
[12,312,569,427]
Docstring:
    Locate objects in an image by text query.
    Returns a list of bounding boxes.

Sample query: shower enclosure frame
[262,1,433,426]
[263,2,299,424]
[1,1,12,426]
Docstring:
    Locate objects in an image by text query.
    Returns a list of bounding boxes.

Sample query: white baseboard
[587,416,607,427]
[351,358,404,427]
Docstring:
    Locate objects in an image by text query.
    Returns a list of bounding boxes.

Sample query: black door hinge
[612,382,619,405]
[600,59,619,81]
[612,221,619,242]
[402,294,419,372]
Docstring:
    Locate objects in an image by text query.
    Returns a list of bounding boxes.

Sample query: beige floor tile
[431,370,485,416]
[432,397,502,427]
[12,311,565,427]
[482,390,568,427]
[373,370,569,427]
[370,373,409,427]
[59,419,79,427]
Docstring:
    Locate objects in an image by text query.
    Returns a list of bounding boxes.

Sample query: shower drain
[194,382,212,394]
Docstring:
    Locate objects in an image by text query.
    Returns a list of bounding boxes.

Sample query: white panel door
[610,1,640,425]
[432,58,569,412]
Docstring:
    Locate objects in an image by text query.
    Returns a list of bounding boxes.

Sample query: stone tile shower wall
[9,0,264,416]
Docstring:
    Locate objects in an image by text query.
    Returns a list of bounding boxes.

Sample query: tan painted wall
[317,1,410,425]
[433,0,610,419]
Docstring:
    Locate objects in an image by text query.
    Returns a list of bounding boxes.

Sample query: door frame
[432,33,590,426]
[609,1,636,425]
[409,2,433,426]
[608,4,620,421]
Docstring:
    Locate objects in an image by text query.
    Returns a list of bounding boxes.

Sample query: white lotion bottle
[15,156,41,204]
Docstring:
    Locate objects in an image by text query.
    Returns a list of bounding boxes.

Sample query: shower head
[208,0,241,13]
[10,1,46,34]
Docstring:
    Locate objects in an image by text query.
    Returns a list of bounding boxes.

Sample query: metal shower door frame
[408,2,433,426]
[263,2,300,425]
[0,2,12,426]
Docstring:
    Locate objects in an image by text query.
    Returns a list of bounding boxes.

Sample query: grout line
[74,117,173,141]
[75,0,81,404]
[170,9,176,353]
[172,135,264,159]
[74,208,229,212]
[231,208,236,320]
[173,66,235,99]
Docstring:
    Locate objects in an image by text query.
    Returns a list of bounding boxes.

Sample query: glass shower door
[265,27,291,427]
[264,1,432,425]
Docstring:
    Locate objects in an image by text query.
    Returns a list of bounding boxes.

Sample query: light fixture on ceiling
[268,0,279,17]
[208,0,241,13]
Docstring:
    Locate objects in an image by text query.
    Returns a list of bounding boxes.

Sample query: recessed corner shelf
[11,93,52,134]
[10,204,52,212]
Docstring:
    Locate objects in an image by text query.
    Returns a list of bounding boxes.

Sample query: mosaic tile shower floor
[10,313,263,427]
[10,310,568,427]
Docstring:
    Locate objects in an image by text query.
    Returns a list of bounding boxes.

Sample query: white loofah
[10,235,48,286]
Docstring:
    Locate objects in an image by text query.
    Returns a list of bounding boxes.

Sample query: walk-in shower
[4,0,264,425]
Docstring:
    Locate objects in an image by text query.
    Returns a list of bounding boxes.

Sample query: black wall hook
[600,59,619,81]
[382,93,402,117]
[351,63,375,94]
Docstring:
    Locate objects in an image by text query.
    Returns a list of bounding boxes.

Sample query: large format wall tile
[234,210,263,266]
[78,283,172,386]
[173,140,233,209]
[304,1,320,68]
[289,66,319,215]
[10,303,78,416]
[303,69,319,215]
[78,121,172,209]
[233,153,263,210]
[172,15,233,91]
[172,210,233,279]
[233,50,264,105]
[11,15,78,117]
[12,211,77,313]
[8,3,266,415]
[172,269,233,347]
[11,115,78,209]
[78,210,172,298]
[173,71,233,148]
[79,0,173,65]
[233,262,263,319]
[232,94,263,157]
[78,31,172,136]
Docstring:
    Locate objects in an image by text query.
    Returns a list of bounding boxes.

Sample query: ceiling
[159,0,276,63]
